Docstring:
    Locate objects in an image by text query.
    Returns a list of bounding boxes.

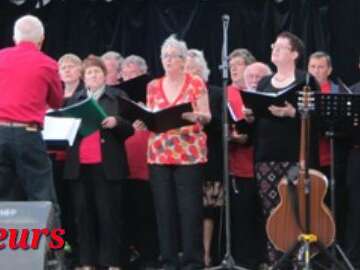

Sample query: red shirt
[0,42,63,125]
[320,81,331,94]
[319,81,331,166]
[227,85,254,178]
[79,131,102,164]
[125,130,150,181]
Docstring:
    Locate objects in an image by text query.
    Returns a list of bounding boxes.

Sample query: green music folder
[48,96,107,136]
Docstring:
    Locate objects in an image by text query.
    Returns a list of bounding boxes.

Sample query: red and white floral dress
[146,73,208,165]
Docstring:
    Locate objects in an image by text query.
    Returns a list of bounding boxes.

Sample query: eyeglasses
[270,43,292,51]
[161,53,184,60]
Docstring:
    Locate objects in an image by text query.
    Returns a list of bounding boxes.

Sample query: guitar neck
[298,84,313,190]
[299,116,310,180]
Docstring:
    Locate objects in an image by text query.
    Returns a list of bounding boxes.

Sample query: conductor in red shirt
[0,15,63,203]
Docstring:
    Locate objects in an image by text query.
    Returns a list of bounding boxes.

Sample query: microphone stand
[208,14,248,270]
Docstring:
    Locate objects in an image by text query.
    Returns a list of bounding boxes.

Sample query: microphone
[222,14,230,24]
[220,14,230,79]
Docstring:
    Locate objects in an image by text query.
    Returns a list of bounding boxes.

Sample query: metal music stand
[314,93,359,270]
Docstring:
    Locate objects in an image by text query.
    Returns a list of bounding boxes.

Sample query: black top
[63,86,134,180]
[63,81,84,106]
[254,70,319,165]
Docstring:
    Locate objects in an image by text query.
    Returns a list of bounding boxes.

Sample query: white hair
[121,55,148,74]
[13,15,45,44]
[187,49,210,82]
[244,62,272,77]
[101,51,124,71]
[244,62,273,89]
[161,34,187,59]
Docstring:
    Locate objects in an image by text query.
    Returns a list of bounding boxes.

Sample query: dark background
[0,0,359,86]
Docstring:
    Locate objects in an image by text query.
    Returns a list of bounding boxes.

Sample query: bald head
[244,62,272,90]
[13,15,44,47]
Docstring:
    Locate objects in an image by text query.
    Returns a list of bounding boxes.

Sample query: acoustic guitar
[266,79,335,254]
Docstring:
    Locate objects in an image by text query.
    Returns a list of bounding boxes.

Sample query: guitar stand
[272,233,347,270]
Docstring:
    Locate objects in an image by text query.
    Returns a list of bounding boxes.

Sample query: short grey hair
[309,51,332,68]
[13,15,44,44]
[58,53,82,66]
[187,49,210,82]
[161,34,187,59]
[229,48,256,65]
[121,55,148,74]
[101,51,124,71]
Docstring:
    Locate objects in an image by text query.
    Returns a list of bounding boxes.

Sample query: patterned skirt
[255,161,298,265]
[203,181,224,218]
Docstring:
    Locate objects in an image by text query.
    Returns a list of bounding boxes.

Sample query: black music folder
[240,86,297,118]
[118,74,152,103]
[117,96,193,133]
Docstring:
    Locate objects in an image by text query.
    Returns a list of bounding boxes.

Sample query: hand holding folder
[240,85,297,118]
[117,95,193,133]
[47,96,107,136]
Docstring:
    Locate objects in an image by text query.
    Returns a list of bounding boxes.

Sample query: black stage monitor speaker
[0,201,60,270]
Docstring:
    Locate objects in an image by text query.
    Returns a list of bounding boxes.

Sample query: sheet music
[42,116,81,147]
